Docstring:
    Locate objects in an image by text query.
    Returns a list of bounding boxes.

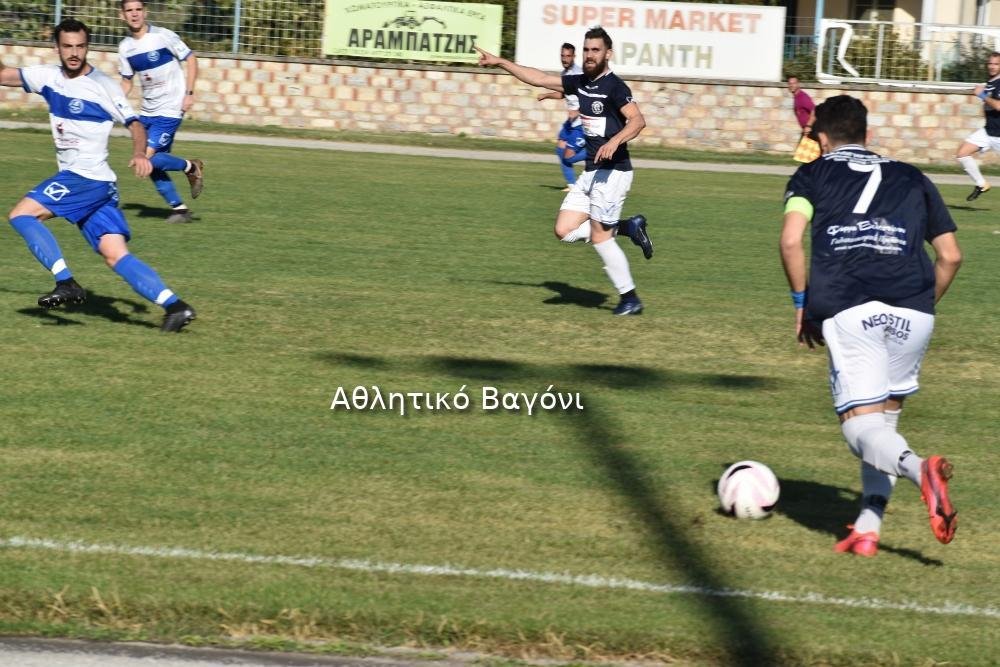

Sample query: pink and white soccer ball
[717,460,780,519]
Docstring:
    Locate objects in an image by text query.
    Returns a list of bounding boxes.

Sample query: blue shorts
[141,115,184,153]
[77,205,132,253]
[25,171,131,252]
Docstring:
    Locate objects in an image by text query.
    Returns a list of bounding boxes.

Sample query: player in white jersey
[119,0,203,224]
[0,18,196,332]
[538,43,584,190]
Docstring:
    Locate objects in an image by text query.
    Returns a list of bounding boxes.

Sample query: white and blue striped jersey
[19,65,139,182]
[118,25,192,118]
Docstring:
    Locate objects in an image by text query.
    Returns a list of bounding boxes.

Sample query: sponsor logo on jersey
[592,100,604,114]
[148,50,161,63]
[68,98,84,114]
[43,182,70,201]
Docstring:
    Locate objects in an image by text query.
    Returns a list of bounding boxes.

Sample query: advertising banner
[516,0,785,81]
[323,0,503,63]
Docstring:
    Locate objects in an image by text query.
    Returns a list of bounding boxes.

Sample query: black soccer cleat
[966,184,990,201]
[37,279,86,309]
[161,301,196,333]
[621,214,653,259]
[612,296,643,316]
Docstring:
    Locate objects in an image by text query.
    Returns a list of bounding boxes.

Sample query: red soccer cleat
[921,456,957,544]
[834,526,879,557]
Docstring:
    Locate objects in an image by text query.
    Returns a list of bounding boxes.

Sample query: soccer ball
[717,460,780,520]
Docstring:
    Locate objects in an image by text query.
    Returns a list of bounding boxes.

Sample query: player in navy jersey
[119,0,204,224]
[955,52,1000,202]
[476,27,653,316]
[0,19,196,332]
[780,95,962,555]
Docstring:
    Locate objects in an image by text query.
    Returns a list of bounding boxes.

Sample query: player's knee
[99,241,130,269]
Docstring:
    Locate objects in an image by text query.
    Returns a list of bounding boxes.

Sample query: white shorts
[559,168,634,225]
[964,127,1000,153]
[822,301,934,414]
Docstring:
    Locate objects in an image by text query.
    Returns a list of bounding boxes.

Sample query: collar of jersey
[831,144,867,154]
[584,70,612,84]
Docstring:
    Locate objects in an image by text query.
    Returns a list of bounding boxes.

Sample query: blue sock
[556,146,576,185]
[112,253,179,308]
[9,215,73,281]
[150,168,184,208]
[150,152,187,172]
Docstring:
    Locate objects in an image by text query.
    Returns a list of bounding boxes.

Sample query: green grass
[0,131,998,666]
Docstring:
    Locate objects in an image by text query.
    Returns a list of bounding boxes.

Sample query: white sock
[958,155,987,187]
[561,220,592,243]
[592,238,635,294]
[884,408,901,431]
[841,413,922,486]
[854,461,897,534]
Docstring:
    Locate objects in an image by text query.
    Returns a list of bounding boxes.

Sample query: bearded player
[476,27,653,316]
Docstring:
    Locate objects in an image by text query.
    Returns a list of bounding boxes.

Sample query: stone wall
[0,43,983,164]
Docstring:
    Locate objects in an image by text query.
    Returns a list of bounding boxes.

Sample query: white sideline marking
[2,536,997,619]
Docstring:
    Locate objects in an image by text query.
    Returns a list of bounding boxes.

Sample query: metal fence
[0,0,521,59]
[816,19,1000,87]
[4,2,998,87]
[0,0,327,56]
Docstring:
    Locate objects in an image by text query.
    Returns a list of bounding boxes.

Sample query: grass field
[0,129,998,666]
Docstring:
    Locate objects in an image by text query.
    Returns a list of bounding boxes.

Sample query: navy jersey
[562,71,634,171]
[784,146,957,322]
[982,76,1000,136]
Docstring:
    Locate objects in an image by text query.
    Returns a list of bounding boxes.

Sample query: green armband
[784,196,813,221]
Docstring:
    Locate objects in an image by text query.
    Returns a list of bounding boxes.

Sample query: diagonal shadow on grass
[426,357,778,391]
[320,351,787,660]
[14,292,156,329]
[776,478,944,566]
[316,352,391,369]
[571,401,781,664]
[426,355,783,664]
[487,280,609,310]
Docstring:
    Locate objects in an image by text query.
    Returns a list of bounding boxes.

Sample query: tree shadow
[318,352,785,663]
[419,356,778,393]
[14,291,157,329]
[315,352,390,369]
[488,280,608,310]
[568,403,781,664]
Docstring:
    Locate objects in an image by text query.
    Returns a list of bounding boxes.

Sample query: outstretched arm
[475,46,563,92]
[0,58,24,87]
